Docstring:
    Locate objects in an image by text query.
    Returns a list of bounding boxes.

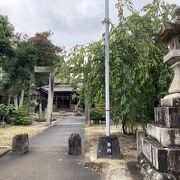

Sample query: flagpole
[105,0,110,137]
[97,0,121,159]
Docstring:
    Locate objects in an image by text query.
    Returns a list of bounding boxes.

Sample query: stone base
[161,93,180,107]
[97,135,121,159]
[12,134,29,155]
[147,124,180,147]
[139,135,180,173]
[168,149,180,172]
[138,153,177,180]
[68,133,82,155]
[142,137,168,172]
[137,131,145,156]
[154,107,180,128]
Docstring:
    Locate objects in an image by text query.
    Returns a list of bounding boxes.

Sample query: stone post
[12,134,29,154]
[68,133,82,155]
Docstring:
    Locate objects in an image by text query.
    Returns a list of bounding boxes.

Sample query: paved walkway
[0,116,102,180]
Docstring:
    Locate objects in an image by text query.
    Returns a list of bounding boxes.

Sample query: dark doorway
[57,97,70,108]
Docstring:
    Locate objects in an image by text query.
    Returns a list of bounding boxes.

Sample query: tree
[0,15,14,94]
[1,34,37,109]
[0,15,14,60]
[110,0,175,132]
[62,0,175,133]
[28,31,63,87]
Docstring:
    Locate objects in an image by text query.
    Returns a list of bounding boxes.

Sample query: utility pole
[105,0,110,137]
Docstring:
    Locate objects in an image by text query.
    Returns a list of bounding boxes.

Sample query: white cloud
[0,0,179,49]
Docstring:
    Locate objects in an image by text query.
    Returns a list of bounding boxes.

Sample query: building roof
[39,84,76,94]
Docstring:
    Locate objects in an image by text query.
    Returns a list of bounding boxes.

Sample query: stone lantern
[157,6,180,107]
[137,6,180,180]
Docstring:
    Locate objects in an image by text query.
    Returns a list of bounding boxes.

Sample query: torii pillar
[34,66,54,126]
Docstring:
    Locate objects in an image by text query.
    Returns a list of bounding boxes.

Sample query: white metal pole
[105,0,110,137]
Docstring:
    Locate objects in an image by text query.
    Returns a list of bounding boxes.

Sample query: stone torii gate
[34,66,54,126]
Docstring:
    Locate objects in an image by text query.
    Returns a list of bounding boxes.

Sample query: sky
[0,0,179,50]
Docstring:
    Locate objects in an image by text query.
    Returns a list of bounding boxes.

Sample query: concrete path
[0,116,102,180]
[30,117,85,147]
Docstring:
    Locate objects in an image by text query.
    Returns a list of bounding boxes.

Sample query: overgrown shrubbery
[12,104,33,125]
[0,104,16,124]
[90,108,105,124]
[0,103,32,125]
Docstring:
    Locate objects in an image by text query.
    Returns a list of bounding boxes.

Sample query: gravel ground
[84,124,143,180]
[0,112,67,148]
[0,121,48,147]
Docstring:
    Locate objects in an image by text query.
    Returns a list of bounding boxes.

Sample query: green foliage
[115,0,135,22]
[0,104,16,124]
[0,29,63,107]
[62,0,175,133]
[12,104,32,125]
[0,103,32,125]
[0,15,14,60]
[2,39,38,96]
[28,31,62,66]
[109,1,174,130]
[0,104,7,119]
[29,31,63,87]
[90,108,105,123]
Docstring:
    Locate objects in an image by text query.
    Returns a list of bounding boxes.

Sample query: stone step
[138,135,180,173]
[154,107,180,128]
[147,124,180,147]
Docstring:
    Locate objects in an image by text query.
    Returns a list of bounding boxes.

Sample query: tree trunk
[75,99,80,112]
[122,120,127,134]
[19,89,24,107]
[38,103,43,120]
[85,91,90,125]
[14,96,19,110]
[7,94,12,105]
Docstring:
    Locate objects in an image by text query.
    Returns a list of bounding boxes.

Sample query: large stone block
[136,131,145,156]
[147,124,180,147]
[138,153,177,180]
[12,134,29,154]
[142,137,168,172]
[140,136,180,173]
[68,133,82,155]
[154,107,180,128]
[168,149,180,172]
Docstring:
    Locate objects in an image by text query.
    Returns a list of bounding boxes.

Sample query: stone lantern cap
[155,22,180,44]
[156,6,180,44]
[173,6,180,23]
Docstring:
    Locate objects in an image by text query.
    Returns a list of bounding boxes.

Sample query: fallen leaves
[85,162,103,173]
